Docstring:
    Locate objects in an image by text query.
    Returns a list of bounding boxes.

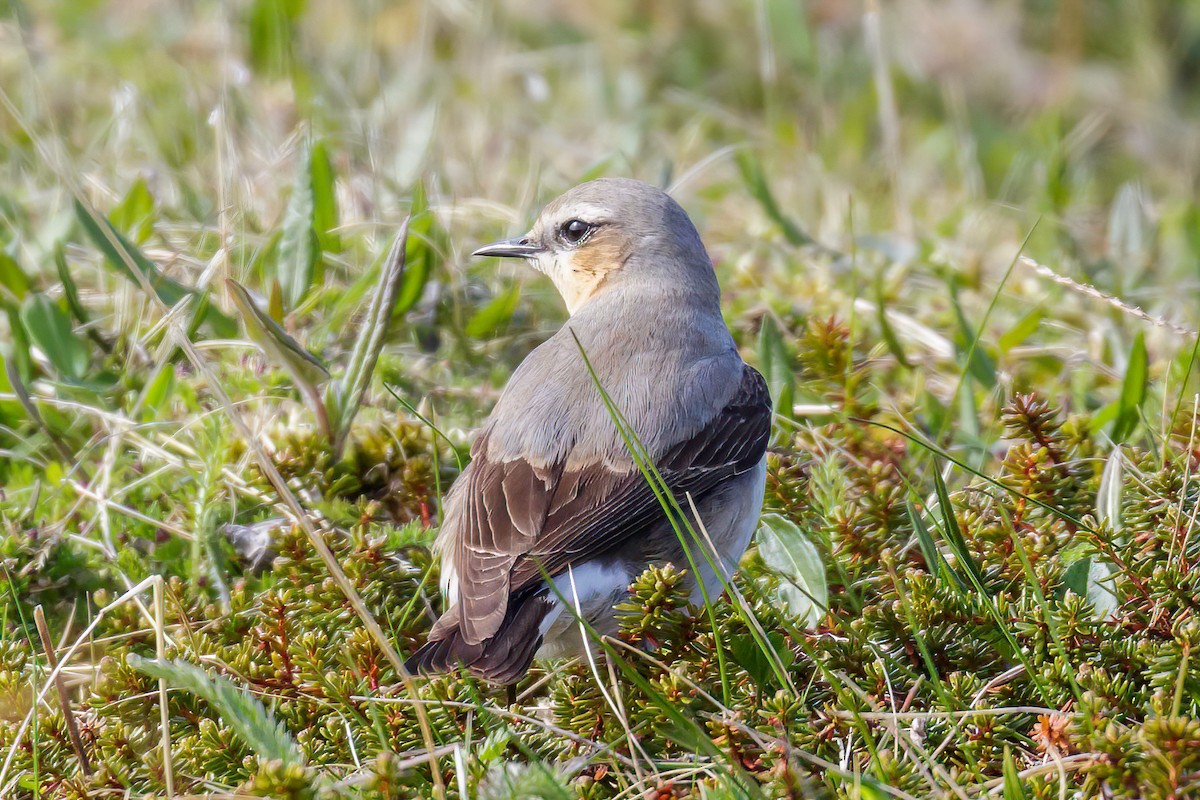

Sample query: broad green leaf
[0,249,30,300]
[310,140,340,253]
[76,199,173,294]
[735,151,813,245]
[1063,557,1091,597]
[1112,332,1147,442]
[465,284,521,339]
[277,146,321,310]
[128,655,302,766]
[110,177,155,244]
[74,199,236,337]
[756,513,827,626]
[1078,448,1124,619]
[1089,400,1119,433]
[757,316,795,418]
[20,293,88,381]
[228,277,331,439]
[730,630,794,689]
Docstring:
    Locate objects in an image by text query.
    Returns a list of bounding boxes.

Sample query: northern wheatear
[407,178,770,684]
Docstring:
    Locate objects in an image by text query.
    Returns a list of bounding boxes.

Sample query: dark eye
[559,219,592,245]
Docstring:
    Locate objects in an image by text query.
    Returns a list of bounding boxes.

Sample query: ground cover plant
[3,0,1200,797]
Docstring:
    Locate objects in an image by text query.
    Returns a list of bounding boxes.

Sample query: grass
[3,0,1200,797]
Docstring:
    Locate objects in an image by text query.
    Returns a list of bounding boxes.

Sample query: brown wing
[437,364,771,647]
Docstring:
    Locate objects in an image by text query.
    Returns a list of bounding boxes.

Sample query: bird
[406,177,771,685]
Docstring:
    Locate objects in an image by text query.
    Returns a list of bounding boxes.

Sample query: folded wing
[409,363,771,680]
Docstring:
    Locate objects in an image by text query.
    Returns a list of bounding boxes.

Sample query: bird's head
[473,178,718,315]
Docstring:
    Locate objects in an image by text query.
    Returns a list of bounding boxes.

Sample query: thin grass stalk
[155,576,175,798]
[33,606,91,776]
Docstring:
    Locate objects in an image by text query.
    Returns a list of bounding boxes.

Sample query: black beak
[472,237,544,259]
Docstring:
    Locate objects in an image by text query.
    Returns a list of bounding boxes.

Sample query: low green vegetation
[3,1,1200,797]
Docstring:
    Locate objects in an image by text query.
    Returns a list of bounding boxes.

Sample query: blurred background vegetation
[3,0,1200,798]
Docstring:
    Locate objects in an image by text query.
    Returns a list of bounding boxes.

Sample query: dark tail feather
[406,591,553,686]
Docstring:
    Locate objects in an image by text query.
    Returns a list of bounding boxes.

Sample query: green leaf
[277,146,321,310]
[931,467,987,590]
[268,279,285,323]
[109,177,155,244]
[756,513,827,626]
[0,249,30,300]
[857,778,893,800]
[908,499,967,592]
[757,316,795,418]
[735,151,813,246]
[998,307,1044,353]
[326,220,409,456]
[19,293,89,381]
[74,200,236,337]
[127,655,303,766]
[226,278,331,438]
[310,141,340,253]
[1002,746,1028,800]
[3,307,33,383]
[730,630,794,689]
[1062,557,1091,597]
[246,0,304,77]
[54,245,89,326]
[1112,331,1148,442]
[393,184,439,318]
[0,353,23,426]
[139,362,175,416]
[465,284,521,339]
[226,279,329,387]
